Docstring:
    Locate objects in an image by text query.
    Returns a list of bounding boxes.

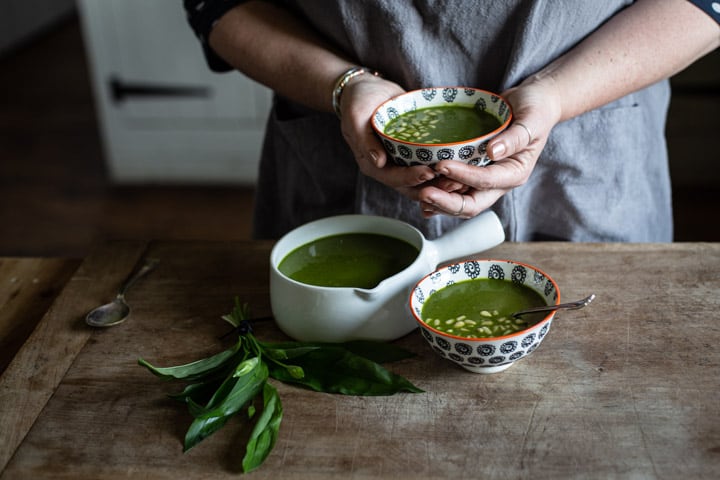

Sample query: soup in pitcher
[278,233,419,288]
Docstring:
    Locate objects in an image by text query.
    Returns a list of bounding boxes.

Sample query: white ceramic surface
[409,259,560,374]
[270,211,505,342]
[371,87,512,167]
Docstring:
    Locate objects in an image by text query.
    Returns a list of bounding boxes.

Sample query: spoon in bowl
[85,258,160,327]
[511,294,595,319]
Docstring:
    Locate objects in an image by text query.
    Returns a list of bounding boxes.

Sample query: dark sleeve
[183,0,250,72]
[686,0,720,24]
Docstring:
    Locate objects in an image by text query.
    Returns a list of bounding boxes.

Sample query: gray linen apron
[253,0,672,242]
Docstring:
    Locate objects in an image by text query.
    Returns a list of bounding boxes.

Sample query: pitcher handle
[430,210,505,265]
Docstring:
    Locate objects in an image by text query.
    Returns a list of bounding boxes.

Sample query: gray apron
[253,0,672,242]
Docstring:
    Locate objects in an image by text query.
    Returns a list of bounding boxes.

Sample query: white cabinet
[77,0,271,184]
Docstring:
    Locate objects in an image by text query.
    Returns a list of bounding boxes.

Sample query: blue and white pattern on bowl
[409,259,559,374]
[371,87,512,167]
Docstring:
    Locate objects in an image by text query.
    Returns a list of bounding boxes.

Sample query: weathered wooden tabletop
[1,241,718,479]
[0,257,80,375]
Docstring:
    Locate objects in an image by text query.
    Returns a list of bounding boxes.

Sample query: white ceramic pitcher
[270,210,505,342]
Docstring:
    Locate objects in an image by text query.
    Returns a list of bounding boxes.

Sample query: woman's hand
[416,78,562,218]
[339,75,439,197]
[338,73,562,216]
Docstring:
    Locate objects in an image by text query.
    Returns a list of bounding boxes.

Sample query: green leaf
[183,375,243,450]
[190,358,268,420]
[220,297,250,328]
[167,378,225,404]
[141,299,422,472]
[234,356,259,377]
[261,344,323,361]
[184,414,232,452]
[138,341,242,381]
[183,358,268,452]
[191,364,245,414]
[268,347,423,395]
[242,382,283,473]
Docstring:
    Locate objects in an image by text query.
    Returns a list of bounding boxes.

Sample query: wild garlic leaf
[167,378,225,404]
[184,414,231,452]
[143,299,423,473]
[183,359,268,452]
[242,382,283,473]
[138,340,242,381]
[268,346,423,395]
[221,297,251,328]
[190,358,268,420]
[260,344,323,361]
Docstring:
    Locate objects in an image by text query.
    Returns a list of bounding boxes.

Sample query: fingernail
[369,150,381,167]
[437,167,450,176]
[490,142,506,159]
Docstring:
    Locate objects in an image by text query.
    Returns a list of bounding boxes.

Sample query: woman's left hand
[416,78,560,218]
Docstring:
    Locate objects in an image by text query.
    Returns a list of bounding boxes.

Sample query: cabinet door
[78,0,272,184]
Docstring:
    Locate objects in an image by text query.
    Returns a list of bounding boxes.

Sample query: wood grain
[1,242,719,479]
[0,257,80,375]
[0,241,147,471]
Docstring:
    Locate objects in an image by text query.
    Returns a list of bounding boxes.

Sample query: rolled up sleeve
[183,0,248,72]
[686,0,720,24]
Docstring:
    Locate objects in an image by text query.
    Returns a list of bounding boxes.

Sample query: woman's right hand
[338,75,439,196]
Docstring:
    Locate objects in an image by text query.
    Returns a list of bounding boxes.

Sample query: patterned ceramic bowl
[371,87,512,167]
[409,259,560,374]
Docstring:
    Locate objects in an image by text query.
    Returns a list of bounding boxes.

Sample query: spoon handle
[118,258,160,297]
[512,294,595,318]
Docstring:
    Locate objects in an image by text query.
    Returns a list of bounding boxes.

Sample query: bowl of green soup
[371,87,512,167]
[270,212,505,342]
[409,259,560,374]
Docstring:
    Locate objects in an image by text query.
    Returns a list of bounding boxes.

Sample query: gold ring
[515,122,533,143]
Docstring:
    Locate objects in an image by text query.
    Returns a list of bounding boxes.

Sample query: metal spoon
[85,258,160,327]
[511,294,595,319]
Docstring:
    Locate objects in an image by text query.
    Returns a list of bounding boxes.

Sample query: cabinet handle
[109,76,210,103]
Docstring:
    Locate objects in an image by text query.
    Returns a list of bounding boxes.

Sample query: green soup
[383,105,501,144]
[278,233,419,288]
[421,278,546,338]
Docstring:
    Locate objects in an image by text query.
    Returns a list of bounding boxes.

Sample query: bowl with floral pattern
[409,259,560,374]
[371,87,512,167]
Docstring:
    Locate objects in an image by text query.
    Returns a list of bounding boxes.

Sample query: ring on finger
[453,195,466,217]
[514,122,533,144]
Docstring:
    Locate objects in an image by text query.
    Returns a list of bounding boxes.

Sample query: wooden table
[1,241,719,479]
[0,257,80,375]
